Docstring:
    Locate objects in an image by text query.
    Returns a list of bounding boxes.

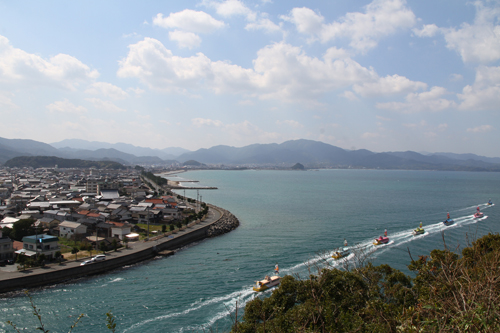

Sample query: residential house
[59,221,87,238]
[19,234,59,259]
[0,230,14,261]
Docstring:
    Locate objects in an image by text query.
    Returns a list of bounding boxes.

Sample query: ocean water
[1,169,499,333]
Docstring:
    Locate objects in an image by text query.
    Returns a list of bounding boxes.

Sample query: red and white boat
[373,229,389,245]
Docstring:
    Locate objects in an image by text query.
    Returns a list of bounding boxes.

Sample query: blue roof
[23,234,58,243]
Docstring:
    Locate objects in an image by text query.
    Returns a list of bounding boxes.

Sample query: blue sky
[0,0,499,156]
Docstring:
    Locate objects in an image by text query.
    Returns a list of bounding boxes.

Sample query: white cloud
[0,35,98,90]
[450,73,463,82]
[276,120,303,128]
[341,90,358,101]
[153,10,225,33]
[117,38,377,103]
[438,123,448,131]
[362,132,381,139]
[85,98,126,113]
[245,18,281,33]
[192,118,224,127]
[458,65,500,111]
[443,2,500,63]
[377,86,456,113]
[466,125,493,133]
[46,99,87,113]
[85,82,128,99]
[0,92,17,109]
[353,74,427,97]
[169,30,202,49]
[412,24,439,37]
[282,0,417,52]
[209,0,252,18]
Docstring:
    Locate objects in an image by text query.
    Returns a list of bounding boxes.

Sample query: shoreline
[0,203,239,294]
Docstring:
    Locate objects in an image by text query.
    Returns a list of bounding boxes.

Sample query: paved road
[0,207,222,281]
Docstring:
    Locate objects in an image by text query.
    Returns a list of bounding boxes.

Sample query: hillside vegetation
[233,233,500,332]
[4,156,125,169]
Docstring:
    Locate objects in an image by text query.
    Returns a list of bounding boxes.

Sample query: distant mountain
[50,139,190,159]
[4,156,125,169]
[0,137,63,164]
[177,139,500,171]
[2,137,500,171]
[432,152,500,165]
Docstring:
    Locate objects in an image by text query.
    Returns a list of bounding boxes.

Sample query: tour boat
[412,222,424,236]
[474,212,484,218]
[373,229,389,245]
[443,218,454,226]
[373,236,389,245]
[253,275,281,292]
[332,239,350,259]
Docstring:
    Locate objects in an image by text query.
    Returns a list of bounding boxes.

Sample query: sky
[0,0,499,157]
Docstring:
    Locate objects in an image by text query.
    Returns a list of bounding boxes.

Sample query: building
[59,221,87,238]
[0,230,14,261]
[20,234,59,259]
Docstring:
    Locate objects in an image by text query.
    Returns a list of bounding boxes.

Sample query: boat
[332,239,350,259]
[488,199,493,205]
[443,218,454,226]
[373,229,389,245]
[253,275,281,292]
[412,222,425,236]
[474,206,483,218]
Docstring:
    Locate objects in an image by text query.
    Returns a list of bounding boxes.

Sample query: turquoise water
[1,170,499,332]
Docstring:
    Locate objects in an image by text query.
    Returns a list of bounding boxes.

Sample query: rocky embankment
[207,207,240,237]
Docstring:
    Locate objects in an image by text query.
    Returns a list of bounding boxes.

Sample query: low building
[0,230,14,261]
[20,234,59,259]
[59,221,87,238]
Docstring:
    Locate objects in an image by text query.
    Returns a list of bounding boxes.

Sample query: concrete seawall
[0,204,239,294]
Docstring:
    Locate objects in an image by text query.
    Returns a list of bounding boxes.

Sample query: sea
[1,169,499,333]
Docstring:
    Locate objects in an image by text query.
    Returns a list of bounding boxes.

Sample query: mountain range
[1,137,500,171]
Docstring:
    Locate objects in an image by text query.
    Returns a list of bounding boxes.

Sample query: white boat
[253,275,280,292]
[332,239,350,259]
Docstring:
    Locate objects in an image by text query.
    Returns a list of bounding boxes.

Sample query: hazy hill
[0,137,63,164]
[50,139,189,159]
[4,156,126,169]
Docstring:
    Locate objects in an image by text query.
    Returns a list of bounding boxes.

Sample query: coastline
[0,203,239,294]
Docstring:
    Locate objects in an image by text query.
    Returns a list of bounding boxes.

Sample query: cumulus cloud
[245,18,281,33]
[458,65,500,111]
[466,125,493,133]
[169,30,202,49]
[208,0,253,18]
[0,35,98,90]
[46,99,87,113]
[85,98,126,113]
[85,82,128,99]
[412,24,439,37]
[153,10,225,33]
[353,74,427,97]
[117,38,377,103]
[443,2,500,63]
[282,0,417,52]
[377,86,456,113]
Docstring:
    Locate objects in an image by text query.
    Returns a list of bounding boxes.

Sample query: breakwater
[207,206,240,237]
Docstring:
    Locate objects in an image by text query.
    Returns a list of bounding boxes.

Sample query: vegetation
[233,233,500,333]
[141,171,168,186]
[4,156,125,169]
[291,163,305,170]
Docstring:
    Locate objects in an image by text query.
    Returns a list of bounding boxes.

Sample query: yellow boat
[253,275,281,292]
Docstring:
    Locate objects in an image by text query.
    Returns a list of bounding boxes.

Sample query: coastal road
[0,206,222,283]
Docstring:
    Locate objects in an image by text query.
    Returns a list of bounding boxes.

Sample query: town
[0,166,212,270]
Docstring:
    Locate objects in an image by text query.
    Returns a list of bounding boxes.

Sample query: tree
[11,218,37,241]
[37,253,46,267]
[54,250,62,264]
[123,237,129,249]
[16,253,28,270]
[161,224,167,233]
[100,241,107,253]
[111,238,118,252]
[169,224,175,232]
[71,247,79,260]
